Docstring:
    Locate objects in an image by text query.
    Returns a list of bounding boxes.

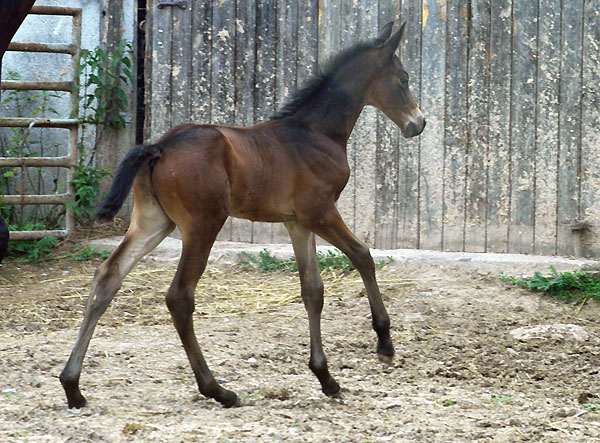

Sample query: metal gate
[0,5,81,240]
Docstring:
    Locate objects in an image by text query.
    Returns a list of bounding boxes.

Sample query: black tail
[94,144,162,222]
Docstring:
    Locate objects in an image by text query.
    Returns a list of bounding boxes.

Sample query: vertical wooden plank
[190,0,212,124]
[351,0,379,246]
[441,0,468,251]
[464,0,490,252]
[486,0,512,252]
[276,0,298,110]
[418,0,446,250]
[534,0,561,255]
[296,0,318,86]
[319,0,353,234]
[271,0,298,244]
[170,0,193,126]
[580,1,600,257]
[230,0,256,243]
[556,0,584,256]
[211,0,236,242]
[374,1,401,249]
[148,0,172,139]
[252,0,278,243]
[397,0,421,249]
[508,0,538,254]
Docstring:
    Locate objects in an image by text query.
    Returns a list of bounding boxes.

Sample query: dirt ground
[1,241,599,442]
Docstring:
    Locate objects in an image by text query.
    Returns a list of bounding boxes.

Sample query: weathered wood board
[145,0,600,257]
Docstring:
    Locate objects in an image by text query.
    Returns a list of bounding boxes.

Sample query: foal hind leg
[60,203,174,408]
[285,221,340,396]
[306,208,394,362]
[165,219,238,408]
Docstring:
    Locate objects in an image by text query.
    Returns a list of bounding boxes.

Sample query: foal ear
[376,21,394,42]
[381,22,407,59]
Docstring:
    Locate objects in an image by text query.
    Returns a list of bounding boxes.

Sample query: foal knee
[347,244,375,273]
[165,286,195,317]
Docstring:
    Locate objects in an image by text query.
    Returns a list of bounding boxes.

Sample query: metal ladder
[0,5,82,240]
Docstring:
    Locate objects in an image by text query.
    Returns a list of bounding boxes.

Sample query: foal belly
[229,202,296,223]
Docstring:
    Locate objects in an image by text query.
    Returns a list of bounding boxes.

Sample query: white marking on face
[408,107,425,127]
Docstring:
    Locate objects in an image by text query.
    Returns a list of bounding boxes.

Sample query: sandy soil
[1,247,599,442]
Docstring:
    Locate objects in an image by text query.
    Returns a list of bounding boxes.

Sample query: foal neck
[296,75,366,148]
[292,60,374,146]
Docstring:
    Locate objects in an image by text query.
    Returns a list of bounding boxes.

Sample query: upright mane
[270,38,383,120]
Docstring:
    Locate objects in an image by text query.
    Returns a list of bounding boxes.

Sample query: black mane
[270,38,382,120]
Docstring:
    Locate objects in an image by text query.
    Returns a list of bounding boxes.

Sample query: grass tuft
[240,248,392,274]
[501,265,600,304]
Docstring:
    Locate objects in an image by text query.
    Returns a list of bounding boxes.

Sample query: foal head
[365,22,426,138]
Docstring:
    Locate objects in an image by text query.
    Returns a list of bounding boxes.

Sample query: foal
[60,21,425,408]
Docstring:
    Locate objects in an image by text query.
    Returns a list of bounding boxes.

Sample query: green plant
[501,266,600,304]
[67,244,110,261]
[3,221,58,263]
[316,249,354,273]
[7,236,57,263]
[240,248,393,274]
[64,39,134,223]
[77,39,134,130]
[240,249,297,273]
[67,164,111,218]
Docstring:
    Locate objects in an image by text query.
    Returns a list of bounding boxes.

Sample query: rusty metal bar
[9,230,68,241]
[0,194,72,205]
[0,156,71,167]
[65,9,83,237]
[29,6,82,16]
[1,80,73,92]
[1,193,70,205]
[6,42,75,54]
[0,117,78,128]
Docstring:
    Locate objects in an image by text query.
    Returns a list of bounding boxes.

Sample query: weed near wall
[240,248,393,274]
[501,266,600,305]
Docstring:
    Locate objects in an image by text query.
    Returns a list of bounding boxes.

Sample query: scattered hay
[0,256,417,332]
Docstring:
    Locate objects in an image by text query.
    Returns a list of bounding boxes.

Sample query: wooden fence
[145,0,600,257]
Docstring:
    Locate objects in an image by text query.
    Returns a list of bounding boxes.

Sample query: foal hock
[60,21,425,409]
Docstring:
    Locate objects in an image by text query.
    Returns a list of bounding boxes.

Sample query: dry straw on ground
[0,257,418,332]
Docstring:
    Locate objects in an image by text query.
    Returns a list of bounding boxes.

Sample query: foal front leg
[285,222,340,396]
[307,209,394,362]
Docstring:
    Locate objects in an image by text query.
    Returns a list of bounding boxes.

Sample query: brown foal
[60,21,425,409]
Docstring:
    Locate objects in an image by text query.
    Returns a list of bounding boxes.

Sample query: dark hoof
[64,387,87,409]
[322,380,341,397]
[377,340,394,363]
[60,376,87,409]
[219,390,239,408]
